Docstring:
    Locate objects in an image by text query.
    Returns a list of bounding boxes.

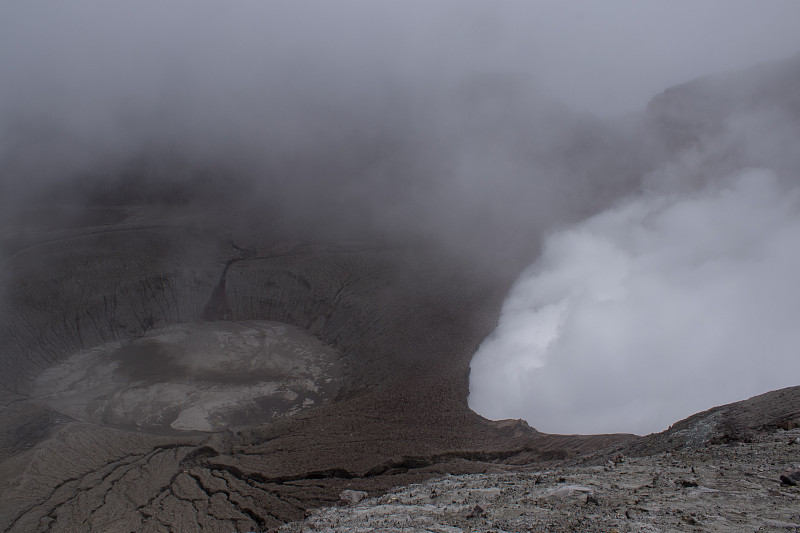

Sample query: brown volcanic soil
[281,427,800,532]
[0,205,632,532]
[280,388,800,532]
[2,207,800,532]
[3,201,800,532]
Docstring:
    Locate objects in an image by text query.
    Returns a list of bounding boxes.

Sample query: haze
[2,1,800,435]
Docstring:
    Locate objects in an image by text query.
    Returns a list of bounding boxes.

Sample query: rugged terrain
[2,53,800,532]
[0,205,631,532]
[279,387,800,532]
[282,424,800,532]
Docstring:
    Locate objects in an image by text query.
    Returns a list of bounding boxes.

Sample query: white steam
[469,168,800,435]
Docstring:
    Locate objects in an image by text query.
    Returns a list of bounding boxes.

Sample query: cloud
[2,2,800,434]
[469,168,800,435]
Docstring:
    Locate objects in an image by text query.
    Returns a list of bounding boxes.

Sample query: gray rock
[466,504,485,518]
[340,490,368,505]
[540,484,595,500]
[779,470,800,486]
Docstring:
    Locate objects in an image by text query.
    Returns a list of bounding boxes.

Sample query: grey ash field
[2,54,800,532]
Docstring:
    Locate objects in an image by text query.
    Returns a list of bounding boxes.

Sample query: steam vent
[2,5,800,530]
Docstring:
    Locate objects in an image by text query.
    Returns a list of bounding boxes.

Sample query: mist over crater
[2,3,800,530]
[34,320,342,433]
[469,168,800,435]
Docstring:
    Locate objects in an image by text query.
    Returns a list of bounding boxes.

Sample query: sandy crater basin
[33,320,342,433]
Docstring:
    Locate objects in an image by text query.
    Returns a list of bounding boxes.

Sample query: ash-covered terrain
[282,387,800,532]
[0,201,632,532]
[282,425,800,533]
[33,320,342,433]
[1,5,800,531]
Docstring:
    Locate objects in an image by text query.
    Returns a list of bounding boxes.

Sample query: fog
[3,2,799,215]
[469,166,800,435]
[2,2,800,435]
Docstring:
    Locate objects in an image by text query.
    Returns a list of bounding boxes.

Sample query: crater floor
[33,321,341,433]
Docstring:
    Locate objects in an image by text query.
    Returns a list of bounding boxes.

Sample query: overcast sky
[2,1,800,118]
[494,0,800,115]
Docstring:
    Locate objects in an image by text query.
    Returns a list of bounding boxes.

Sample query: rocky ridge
[281,394,800,533]
[282,428,800,532]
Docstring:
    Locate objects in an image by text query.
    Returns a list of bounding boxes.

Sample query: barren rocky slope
[0,206,631,532]
[2,53,800,532]
[282,423,800,532]
[281,388,800,532]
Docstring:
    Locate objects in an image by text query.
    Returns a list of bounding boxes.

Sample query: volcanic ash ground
[33,320,342,433]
